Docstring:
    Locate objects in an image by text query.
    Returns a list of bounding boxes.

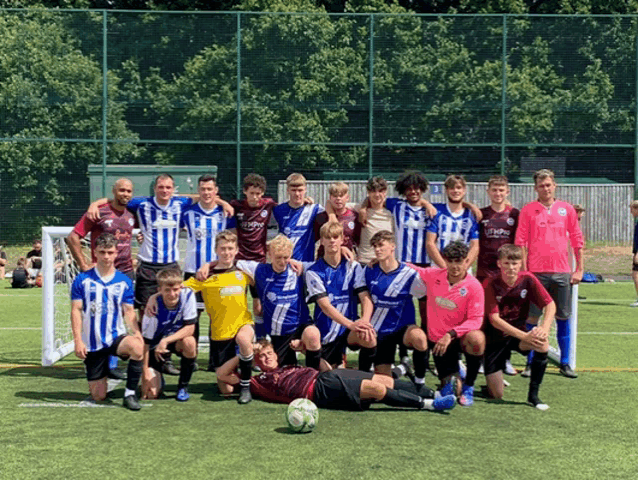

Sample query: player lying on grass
[70,233,145,411]
[482,244,555,410]
[408,241,485,407]
[216,340,457,412]
[141,267,198,402]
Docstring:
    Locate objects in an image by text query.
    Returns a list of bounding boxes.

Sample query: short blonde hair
[573,204,585,214]
[328,182,349,197]
[215,230,238,246]
[319,221,344,239]
[630,200,638,209]
[268,234,293,255]
[533,169,555,185]
[156,267,183,287]
[286,173,306,188]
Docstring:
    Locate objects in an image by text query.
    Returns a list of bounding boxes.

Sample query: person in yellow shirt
[185,231,255,404]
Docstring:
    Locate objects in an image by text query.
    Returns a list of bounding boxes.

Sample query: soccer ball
[285,398,318,433]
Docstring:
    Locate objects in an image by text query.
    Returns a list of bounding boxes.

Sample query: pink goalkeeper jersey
[515,200,584,274]
[413,266,484,342]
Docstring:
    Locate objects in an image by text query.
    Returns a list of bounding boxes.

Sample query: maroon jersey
[231,197,277,262]
[314,209,361,258]
[477,205,519,281]
[250,365,318,403]
[72,202,135,272]
[483,272,552,339]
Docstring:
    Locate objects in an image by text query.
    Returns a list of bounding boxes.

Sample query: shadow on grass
[274,427,308,435]
[0,365,85,379]
[15,390,90,402]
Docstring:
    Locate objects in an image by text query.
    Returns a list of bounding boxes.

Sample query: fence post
[236,12,242,198]
[102,10,108,197]
[368,14,374,178]
[501,14,507,176]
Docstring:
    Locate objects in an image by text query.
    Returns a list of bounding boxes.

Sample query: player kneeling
[483,245,555,410]
[141,268,198,402]
[70,233,145,410]
[217,340,456,412]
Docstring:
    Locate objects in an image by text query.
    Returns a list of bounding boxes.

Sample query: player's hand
[570,269,583,285]
[463,202,483,221]
[432,333,452,356]
[290,339,305,352]
[136,233,144,245]
[633,253,638,264]
[145,293,159,316]
[196,262,211,281]
[74,339,88,360]
[87,203,101,222]
[288,259,304,276]
[221,203,234,218]
[425,203,437,218]
[341,246,355,263]
[358,208,368,227]
[154,340,169,362]
[524,329,546,350]
[303,196,315,205]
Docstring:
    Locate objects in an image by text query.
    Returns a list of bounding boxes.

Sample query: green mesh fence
[1,10,638,244]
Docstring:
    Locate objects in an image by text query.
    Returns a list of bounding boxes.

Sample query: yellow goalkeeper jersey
[183,267,253,341]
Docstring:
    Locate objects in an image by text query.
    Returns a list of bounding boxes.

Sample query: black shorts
[134,261,179,310]
[633,262,638,273]
[84,335,128,381]
[271,324,313,367]
[147,341,183,371]
[428,338,463,380]
[529,273,572,320]
[375,326,410,366]
[184,271,205,312]
[321,333,349,366]
[313,369,374,411]
[484,336,530,375]
[209,339,239,369]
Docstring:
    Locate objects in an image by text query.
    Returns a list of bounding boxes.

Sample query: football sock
[178,357,195,389]
[556,319,571,365]
[109,356,119,370]
[305,349,321,370]
[464,354,482,387]
[398,343,408,360]
[126,359,142,392]
[239,353,254,381]
[525,323,536,365]
[394,378,434,398]
[391,365,404,379]
[413,349,427,379]
[530,350,548,388]
[358,347,376,372]
[124,388,136,397]
[381,388,424,409]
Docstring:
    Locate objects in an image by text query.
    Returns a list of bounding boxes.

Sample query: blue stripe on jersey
[182,205,233,272]
[273,203,324,261]
[428,203,479,251]
[386,197,431,264]
[88,286,97,351]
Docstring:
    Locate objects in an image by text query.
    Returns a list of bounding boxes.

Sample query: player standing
[305,222,376,370]
[314,182,361,258]
[356,177,395,266]
[70,233,144,410]
[515,169,584,378]
[273,173,324,261]
[483,245,555,410]
[67,178,135,380]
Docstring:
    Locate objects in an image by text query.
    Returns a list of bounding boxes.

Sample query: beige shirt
[357,207,395,265]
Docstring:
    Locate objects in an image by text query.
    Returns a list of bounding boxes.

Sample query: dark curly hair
[441,241,469,261]
[395,171,429,196]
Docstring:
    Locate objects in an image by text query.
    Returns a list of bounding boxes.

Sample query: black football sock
[398,343,408,360]
[530,351,548,390]
[178,357,196,389]
[358,347,376,372]
[464,354,482,387]
[413,349,427,379]
[239,353,253,382]
[305,349,321,370]
[381,388,424,409]
[126,359,143,392]
[393,379,434,399]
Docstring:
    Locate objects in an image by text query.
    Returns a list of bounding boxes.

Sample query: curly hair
[395,171,429,196]
[441,241,469,261]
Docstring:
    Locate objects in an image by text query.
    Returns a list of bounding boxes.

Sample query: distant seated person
[26,239,43,279]
[12,258,34,288]
[0,245,7,280]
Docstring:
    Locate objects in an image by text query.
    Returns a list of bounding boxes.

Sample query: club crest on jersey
[128,218,134,226]
[496,296,502,302]
[459,287,467,297]
[235,271,243,280]
[507,217,515,226]
[558,208,567,216]
[260,210,268,218]
[284,227,291,235]
[348,221,355,230]
[104,219,113,227]
[462,219,472,230]
[521,289,528,298]
[267,292,277,302]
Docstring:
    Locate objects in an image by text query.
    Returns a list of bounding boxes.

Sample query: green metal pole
[501,15,507,176]
[368,14,374,178]
[102,11,108,197]
[236,13,242,199]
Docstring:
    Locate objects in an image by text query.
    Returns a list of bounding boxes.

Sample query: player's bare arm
[66,232,93,272]
[426,231,446,268]
[571,247,584,284]
[462,201,483,222]
[216,356,241,395]
[416,198,437,218]
[465,239,480,269]
[123,303,142,339]
[537,301,557,336]
[432,332,453,356]
[214,197,234,217]
[70,300,87,359]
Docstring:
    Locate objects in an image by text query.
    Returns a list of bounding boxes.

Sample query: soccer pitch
[1,283,637,480]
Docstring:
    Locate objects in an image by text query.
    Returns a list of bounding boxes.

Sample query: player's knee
[302,326,321,349]
[180,336,198,358]
[464,330,485,355]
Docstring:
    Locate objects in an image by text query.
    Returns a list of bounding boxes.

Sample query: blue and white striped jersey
[71,268,134,352]
[385,197,431,264]
[127,196,193,264]
[141,288,198,348]
[273,203,324,261]
[237,261,309,336]
[181,203,236,273]
[364,263,426,335]
[427,203,479,252]
[305,258,366,345]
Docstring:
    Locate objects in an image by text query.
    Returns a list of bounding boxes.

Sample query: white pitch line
[0,327,42,330]
[578,332,638,335]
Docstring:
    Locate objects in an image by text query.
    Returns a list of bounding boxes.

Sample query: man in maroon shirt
[314,182,361,258]
[216,340,456,411]
[483,244,556,410]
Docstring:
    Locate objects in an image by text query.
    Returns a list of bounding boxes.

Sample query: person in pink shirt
[409,241,485,407]
[515,169,584,379]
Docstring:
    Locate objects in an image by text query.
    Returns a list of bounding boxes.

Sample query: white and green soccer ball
[285,398,318,433]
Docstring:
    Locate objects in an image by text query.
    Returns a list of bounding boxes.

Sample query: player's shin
[381,388,425,409]
[413,349,427,382]
[393,378,434,398]
[178,357,196,390]
[464,353,482,387]
[238,352,254,404]
[528,351,549,409]
[126,359,143,394]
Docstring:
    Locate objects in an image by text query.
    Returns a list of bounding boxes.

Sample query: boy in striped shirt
[70,233,144,410]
